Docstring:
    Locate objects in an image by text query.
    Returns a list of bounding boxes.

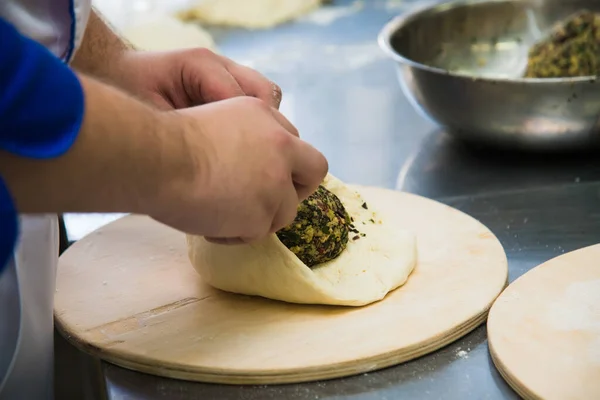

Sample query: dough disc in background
[54,187,508,384]
[488,244,600,400]
[120,15,217,52]
[178,0,323,29]
[187,175,418,306]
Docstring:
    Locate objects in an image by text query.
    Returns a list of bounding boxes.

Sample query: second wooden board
[55,187,508,384]
[488,244,600,400]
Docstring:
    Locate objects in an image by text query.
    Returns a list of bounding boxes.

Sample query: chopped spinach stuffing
[525,10,600,78]
[276,186,351,268]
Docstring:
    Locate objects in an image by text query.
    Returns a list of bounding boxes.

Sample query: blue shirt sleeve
[0,17,85,275]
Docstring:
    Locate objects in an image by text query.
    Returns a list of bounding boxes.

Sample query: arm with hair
[70,9,284,110]
[70,9,133,83]
[0,17,191,273]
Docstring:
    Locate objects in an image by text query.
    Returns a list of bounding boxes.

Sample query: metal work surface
[57,1,600,398]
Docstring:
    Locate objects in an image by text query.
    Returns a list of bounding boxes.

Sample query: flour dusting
[455,346,470,359]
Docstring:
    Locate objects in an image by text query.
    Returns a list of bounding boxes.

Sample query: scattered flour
[455,346,470,359]
[457,350,469,359]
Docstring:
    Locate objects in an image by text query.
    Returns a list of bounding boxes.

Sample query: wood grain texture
[54,186,508,385]
[488,244,600,400]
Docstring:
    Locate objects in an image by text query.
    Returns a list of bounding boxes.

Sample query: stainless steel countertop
[57,1,600,398]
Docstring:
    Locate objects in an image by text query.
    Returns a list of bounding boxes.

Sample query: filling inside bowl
[525,10,600,78]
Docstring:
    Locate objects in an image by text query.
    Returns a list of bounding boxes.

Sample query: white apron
[0,216,59,399]
[0,1,91,398]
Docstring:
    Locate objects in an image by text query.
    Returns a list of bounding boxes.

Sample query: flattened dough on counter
[121,15,217,52]
[186,174,417,306]
[178,0,323,29]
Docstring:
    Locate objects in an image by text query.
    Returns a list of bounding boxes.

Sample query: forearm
[0,74,188,214]
[0,15,187,273]
[71,9,132,82]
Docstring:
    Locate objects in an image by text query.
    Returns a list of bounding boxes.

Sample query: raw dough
[121,15,217,52]
[178,0,323,29]
[186,174,417,306]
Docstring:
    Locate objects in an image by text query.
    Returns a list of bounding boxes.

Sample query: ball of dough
[276,186,351,268]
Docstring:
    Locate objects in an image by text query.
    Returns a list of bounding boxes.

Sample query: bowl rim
[377,0,600,84]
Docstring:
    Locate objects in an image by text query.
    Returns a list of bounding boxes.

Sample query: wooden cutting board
[54,186,508,385]
[488,244,600,400]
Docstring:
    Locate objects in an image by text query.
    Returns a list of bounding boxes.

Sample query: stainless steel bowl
[378,0,600,151]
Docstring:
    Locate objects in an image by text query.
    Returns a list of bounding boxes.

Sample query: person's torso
[0,0,91,60]
[0,0,92,397]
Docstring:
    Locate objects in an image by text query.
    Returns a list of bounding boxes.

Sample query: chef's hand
[117,49,282,110]
[150,96,328,244]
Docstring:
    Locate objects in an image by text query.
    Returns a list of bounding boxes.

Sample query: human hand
[117,48,282,110]
[149,96,328,244]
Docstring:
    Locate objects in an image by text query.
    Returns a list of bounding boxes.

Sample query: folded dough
[186,174,417,306]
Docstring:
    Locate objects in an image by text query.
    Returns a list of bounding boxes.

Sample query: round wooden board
[54,186,508,385]
[488,244,600,400]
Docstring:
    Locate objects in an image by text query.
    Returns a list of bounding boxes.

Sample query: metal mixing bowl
[378,0,600,151]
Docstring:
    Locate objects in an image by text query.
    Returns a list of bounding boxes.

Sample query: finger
[210,232,273,245]
[146,92,177,111]
[219,56,283,108]
[192,60,247,104]
[290,141,329,201]
[204,236,246,245]
[226,63,283,108]
[232,65,283,108]
[269,107,299,137]
[271,82,283,109]
[293,182,313,202]
[204,209,275,245]
[269,182,300,233]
